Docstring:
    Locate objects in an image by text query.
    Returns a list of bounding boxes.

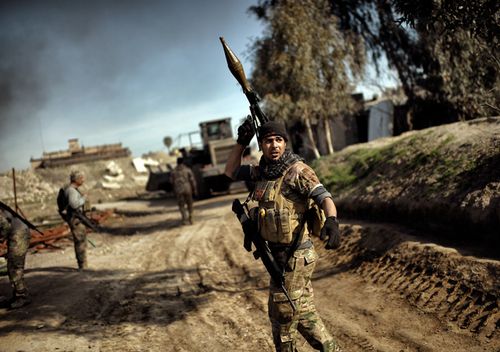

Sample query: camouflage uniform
[170,164,196,225]
[64,184,87,269]
[0,209,31,307]
[237,161,338,352]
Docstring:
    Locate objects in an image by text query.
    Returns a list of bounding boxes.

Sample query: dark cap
[258,121,288,142]
[177,157,184,165]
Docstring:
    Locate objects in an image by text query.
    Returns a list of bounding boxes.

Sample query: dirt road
[0,193,498,351]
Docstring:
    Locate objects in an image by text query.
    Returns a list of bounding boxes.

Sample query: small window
[207,124,220,137]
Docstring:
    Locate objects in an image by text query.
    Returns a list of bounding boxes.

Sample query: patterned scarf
[259,150,303,180]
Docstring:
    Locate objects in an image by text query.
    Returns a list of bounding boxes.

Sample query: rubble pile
[0,156,159,221]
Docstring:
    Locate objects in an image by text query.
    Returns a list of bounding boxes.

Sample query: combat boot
[325,341,343,352]
[188,214,193,225]
[181,210,188,225]
[9,294,31,309]
[78,260,88,272]
[0,296,10,309]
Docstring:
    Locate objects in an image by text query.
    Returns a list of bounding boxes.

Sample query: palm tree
[163,136,173,155]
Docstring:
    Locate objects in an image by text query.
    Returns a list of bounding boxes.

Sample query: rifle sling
[0,200,43,235]
[283,211,307,270]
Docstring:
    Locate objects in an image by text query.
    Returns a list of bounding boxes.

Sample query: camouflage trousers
[69,219,87,269]
[268,246,337,352]
[176,192,193,223]
[7,227,31,298]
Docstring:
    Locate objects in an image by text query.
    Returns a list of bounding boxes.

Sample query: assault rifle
[63,209,98,248]
[232,199,296,312]
[71,209,100,233]
[0,200,44,236]
[220,37,269,140]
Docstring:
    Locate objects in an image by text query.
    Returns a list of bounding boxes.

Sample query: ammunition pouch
[253,172,308,244]
[259,207,299,244]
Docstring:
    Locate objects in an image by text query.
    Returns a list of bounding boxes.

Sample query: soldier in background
[62,170,88,270]
[170,157,197,225]
[0,209,31,309]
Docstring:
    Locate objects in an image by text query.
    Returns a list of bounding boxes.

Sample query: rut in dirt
[314,221,500,343]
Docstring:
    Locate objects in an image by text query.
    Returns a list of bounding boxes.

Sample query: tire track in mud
[173,199,499,351]
[200,216,267,290]
[86,198,274,351]
[67,208,212,351]
[316,222,500,343]
[357,251,499,340]
[162,202,274,350]
[176,211,269,310]
[47,196,498,351]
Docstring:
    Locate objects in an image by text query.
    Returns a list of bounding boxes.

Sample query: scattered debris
[132,157,160,173]
[0,157,149,221]
[0,210,113,256]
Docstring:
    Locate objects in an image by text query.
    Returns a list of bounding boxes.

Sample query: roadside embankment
[313,116,500,255]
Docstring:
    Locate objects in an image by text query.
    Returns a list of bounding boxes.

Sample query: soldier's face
[75,176,85,186]
[261,135,286,161]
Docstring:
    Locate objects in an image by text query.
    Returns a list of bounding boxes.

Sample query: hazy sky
[0,0,396,173]
[0,0,268,172]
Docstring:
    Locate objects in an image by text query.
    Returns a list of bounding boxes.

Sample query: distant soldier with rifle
[170,157,197,225]
[0,203,33,309]
[221,37,342,352]
[58,170,94,271]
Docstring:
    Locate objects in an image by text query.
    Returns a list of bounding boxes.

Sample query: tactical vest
[252,169,308,244]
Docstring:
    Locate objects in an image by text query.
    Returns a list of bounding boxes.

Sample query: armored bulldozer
[146,117,251,198]
[183,117,237,198]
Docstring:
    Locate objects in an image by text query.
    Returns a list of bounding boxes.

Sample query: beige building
[30,139,131,169]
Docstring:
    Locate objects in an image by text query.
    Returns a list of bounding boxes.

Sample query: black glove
[236,116,255,146]
[320,216,340,249]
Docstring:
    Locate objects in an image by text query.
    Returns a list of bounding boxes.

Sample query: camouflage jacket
[170,164,196,195]
[0,209,27,242]
[237,160,322,203]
